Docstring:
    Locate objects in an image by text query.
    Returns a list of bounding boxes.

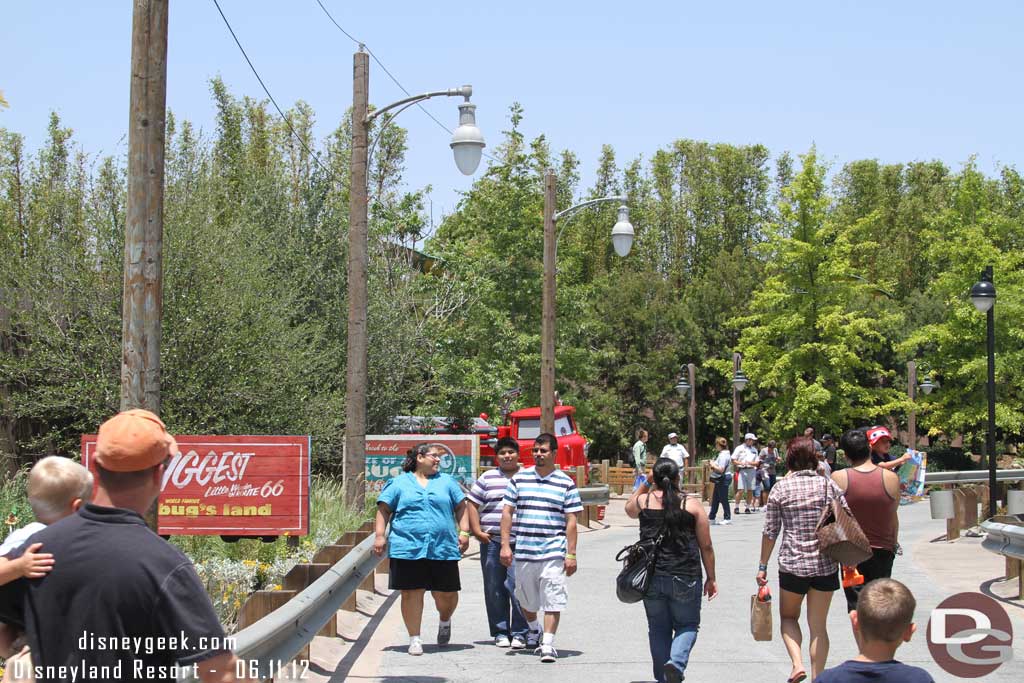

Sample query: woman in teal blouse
[373,443,470,655]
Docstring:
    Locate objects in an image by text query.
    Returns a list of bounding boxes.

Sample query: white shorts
[737,468,757,490]
[513,558,568,613]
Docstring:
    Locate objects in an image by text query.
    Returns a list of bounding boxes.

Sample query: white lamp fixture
[970,270,996,313]
[675,377,691,398]
[451,99,485,175]
[919,376,937,395]
[732,369,749,392]
[611,205,635,257]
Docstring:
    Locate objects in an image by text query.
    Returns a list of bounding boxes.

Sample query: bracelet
[758,563,768,572]
[565,553,577,560]
[459,530,471,537]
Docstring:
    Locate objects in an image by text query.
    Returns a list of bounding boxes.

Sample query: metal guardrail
[981,515,1024,561]
[579,484,610,506]
[181,534,382,682]
[927,469,1024,485]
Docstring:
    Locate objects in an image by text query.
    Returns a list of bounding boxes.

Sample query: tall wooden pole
[732,352,742,447]
[540,169,557,434]
[907,360,917,449]
[687,363,697,462]
[121,0,168,413]
[345,50,370,507]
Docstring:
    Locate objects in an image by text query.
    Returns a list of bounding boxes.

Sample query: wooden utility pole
[907,360,917,449]
[121,0,169,413]
[345,50,370,506]
[540,169,558,434]
[732,352,742,447]
[686,363,697,462]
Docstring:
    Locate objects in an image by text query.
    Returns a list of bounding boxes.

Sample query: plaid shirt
[763,469,849,577]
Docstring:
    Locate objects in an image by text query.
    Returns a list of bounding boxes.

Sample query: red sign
[81,435,310,536]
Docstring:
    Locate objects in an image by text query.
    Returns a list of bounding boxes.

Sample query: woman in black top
[626,458,717,683]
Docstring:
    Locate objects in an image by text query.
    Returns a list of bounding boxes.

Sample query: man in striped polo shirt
[467,436,529,649]
[500,432,583,663]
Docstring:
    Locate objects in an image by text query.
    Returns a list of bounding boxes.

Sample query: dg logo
[927,592,1013,678]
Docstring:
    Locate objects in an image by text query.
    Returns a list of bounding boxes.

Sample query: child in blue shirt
[815,578,934,683]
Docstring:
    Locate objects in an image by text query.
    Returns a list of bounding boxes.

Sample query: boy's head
[852,578,917,645]
[867,425,892,456]
[841,429,871,465]
[27,456,93,524]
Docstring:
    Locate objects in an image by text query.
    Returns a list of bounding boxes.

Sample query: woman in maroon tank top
[832,430,901,623]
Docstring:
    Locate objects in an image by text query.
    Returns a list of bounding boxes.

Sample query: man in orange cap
[0,410,246,682]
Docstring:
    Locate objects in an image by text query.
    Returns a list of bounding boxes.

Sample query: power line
[314,0,502,166]
[211,0,337,181]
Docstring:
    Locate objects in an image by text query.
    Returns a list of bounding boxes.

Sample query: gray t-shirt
[714,449,733,477]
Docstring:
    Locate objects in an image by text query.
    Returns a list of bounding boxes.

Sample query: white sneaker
[437,622,451,646]
[720,519,732,525]
[525,630,541,648]
[408,638,423,656]
[495,635,511,648]
[710,519,720,525]
[510,635,527,650]
[537,644,558,662]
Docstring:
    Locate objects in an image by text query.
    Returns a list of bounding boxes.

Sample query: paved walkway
[318,496,1023,682]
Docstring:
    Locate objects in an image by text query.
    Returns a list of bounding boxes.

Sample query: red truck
[391,402,589,473]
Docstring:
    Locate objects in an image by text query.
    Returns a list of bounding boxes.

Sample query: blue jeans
[709,478,731,520]
[479,539,528,639]
[643,574,702,682]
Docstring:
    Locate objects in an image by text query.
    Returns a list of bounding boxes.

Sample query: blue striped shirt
[467,468,517,535]
[503,467,583,561]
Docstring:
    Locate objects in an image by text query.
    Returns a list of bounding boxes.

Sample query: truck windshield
[518,416,573,440]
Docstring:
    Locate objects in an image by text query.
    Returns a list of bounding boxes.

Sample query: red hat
[866,425,892,447]
[95,409,178,472]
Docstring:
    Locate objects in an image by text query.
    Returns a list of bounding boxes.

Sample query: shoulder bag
[815,479,872,566]
[615,494,665,603]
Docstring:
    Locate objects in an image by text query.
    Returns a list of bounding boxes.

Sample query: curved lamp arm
[366,86,472,123]
[554,195,627,248]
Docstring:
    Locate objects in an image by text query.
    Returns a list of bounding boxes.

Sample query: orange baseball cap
[95,409,179,472]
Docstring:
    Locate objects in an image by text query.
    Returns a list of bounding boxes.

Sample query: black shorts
[779,570,840,595]
[389,558,461,592]
[844,548,896,612]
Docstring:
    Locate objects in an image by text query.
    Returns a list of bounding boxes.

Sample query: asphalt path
[334,496,1024,682]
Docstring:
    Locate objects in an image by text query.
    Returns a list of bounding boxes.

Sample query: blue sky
[2,1,1022,222]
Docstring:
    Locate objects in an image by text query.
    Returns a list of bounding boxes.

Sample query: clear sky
[2,1,1022,222]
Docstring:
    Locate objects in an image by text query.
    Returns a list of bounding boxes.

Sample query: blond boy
[814,579,934,682]
[0,456,93,583]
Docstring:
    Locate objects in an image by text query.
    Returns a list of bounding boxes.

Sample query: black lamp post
[970,265,997,518]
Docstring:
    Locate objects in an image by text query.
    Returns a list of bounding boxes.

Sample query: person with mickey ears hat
[865,426,911,472]
[0,409,246,682]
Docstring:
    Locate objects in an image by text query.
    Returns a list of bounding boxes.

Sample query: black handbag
[615,495,666,603]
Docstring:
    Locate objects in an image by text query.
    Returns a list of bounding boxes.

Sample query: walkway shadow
[979,576,1024,613]
[502,648,583,658]
[381,644,475,654]
[326,590,399,682]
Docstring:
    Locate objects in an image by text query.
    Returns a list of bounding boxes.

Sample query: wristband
[758,563,768,572]
[459,530,471,537]
[565,554,576,560]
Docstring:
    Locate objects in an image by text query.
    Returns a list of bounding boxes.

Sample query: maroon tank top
[844,467,898,550]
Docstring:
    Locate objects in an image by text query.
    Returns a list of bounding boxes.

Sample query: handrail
[927,469,1024,485]
[180,534,382,682]
[980,515,1024,561]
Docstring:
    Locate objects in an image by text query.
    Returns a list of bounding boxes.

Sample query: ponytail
[652,458,684,536]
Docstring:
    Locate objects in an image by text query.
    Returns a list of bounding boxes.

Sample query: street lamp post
[907,360,938,450]
[540,168,634,433]
[970,265,997,518]
[345,49,485,506]
[674,363,698,482]
[731,352,749,447]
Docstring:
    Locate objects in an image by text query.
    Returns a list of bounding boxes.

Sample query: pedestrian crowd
[0,413,935,683]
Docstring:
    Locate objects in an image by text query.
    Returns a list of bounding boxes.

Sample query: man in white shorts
[500,432,582,664]
[732,432,760,514]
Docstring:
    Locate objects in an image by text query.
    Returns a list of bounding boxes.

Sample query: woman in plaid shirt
[755,436,850,683]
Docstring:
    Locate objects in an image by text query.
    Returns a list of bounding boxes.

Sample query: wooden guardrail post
[947,488,966,541]
[962,486,979,529]
[314,544,357,610]
[283,563,335,636]
[977,485,990,517]
[237,589,309,661]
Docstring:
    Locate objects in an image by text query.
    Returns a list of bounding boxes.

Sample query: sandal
[787,672,806,683]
